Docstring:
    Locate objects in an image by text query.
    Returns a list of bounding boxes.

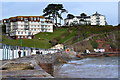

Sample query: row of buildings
[64,12,107,26]
[2,12,107,39]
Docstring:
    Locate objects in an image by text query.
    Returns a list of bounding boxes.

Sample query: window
[21,32,23,34]
[31,18,33,21]
[4,20,6,23]
[38,17,39,20]
[18,32,20,34]
[34,17,36,21]
[20,36,22,38]
[41,26,44,28]
[41,21,44,23]
[21,17,23,20]
[24,18,28,21]
[28,32,31,35]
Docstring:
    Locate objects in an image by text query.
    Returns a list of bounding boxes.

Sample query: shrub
[91,40,98,49]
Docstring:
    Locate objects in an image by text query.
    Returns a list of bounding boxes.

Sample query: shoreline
[76,52,120,58]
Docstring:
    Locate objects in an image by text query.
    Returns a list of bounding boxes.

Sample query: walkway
[0,55,53,79]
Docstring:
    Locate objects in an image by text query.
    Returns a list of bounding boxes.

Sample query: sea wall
[35,53,71,76]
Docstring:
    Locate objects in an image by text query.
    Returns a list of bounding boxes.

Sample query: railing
[24,27,29,30]
[41,23,47,25]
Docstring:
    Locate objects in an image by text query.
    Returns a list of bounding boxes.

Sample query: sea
[54,56,119,78]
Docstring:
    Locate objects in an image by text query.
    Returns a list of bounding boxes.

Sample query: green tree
[43,4,67,27]
[59,9,68,26]
[80,13,87,25]
[67,14,74,19]
[80,13,87,17]
[2,24,6,33]
[91,41,98,49]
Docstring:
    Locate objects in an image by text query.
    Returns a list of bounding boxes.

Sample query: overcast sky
[1,2,118,26]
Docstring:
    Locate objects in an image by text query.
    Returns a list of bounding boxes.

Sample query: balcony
[41,23,47,26]
[41,19,45,22]
[96,18,100,19]
[24,26,29,30]
[24,22,29,26]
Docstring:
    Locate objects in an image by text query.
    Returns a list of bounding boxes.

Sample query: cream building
[50,44,64,50]
[3,16,53,39]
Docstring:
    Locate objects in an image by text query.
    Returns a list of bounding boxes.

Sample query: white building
[64,12,106,26]
[91,12,106,26]
[64,16,91,26]
[3,16,53,39]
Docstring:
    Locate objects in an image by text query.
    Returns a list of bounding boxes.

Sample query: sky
[1,2,119,26]
[118,1,120,24]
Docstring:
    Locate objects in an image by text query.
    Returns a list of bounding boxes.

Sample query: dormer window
[31,17,33,21]
[34,17,36,21]
[37,17,39,20]
[4,20,6,23]
[21,17,23,20]
[24,18,28,21]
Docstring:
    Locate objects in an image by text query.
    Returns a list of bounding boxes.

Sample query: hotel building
[3,16,53,39]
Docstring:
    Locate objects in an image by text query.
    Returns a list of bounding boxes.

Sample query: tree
[67,14,75,19]
[118,24,120,26]
[80,13,87,17]
[59,9,68,26]
[2,24,6,33]
[80,13,87,25]
[43,4,67,27]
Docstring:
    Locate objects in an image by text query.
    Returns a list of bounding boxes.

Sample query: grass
[2,28,69,49]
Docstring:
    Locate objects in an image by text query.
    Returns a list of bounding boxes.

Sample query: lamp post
[34,39,36,48]
[38,37,49,54]
[38,37,49,49]
[20,38,22,46]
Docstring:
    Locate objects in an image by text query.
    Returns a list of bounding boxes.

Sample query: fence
[1,44,60,60]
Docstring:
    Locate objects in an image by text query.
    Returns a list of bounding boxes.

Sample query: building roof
[65,15,90,20]
[3,16,45,20]
[3,16,46,22]
[76,16,90,19]
[92,12,103,16]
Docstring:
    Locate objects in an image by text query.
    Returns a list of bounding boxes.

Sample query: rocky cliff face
[67,31,119,52]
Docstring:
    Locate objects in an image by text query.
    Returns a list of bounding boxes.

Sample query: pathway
[0,55,54,79]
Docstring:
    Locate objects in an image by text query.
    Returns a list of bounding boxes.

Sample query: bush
[91,40,98,49]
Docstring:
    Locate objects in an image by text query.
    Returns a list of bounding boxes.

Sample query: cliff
[67,30,120,52]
